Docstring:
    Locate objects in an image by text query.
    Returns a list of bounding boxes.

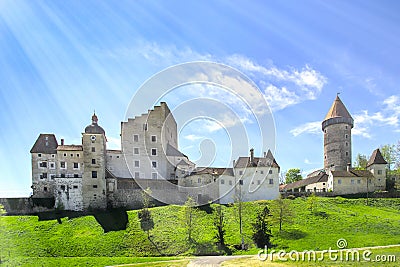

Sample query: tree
[381,144,398,172]
[269,195,294,232]
[182,196,197,243]
[285,168,302,184]
[233,181,246,250]
[138,188,154,237]
[252,206,272,248]
[307,193,319,213]
[213,205,227,250]
[354,153,368,170]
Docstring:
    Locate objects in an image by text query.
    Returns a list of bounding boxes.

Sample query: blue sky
[1,0,400,197]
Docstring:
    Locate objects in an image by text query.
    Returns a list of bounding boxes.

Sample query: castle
[29,95,387,212]
[30,102,280,211]
[283,95,387,194]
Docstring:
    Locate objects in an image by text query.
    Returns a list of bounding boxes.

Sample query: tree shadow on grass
[37,209,129,232]
[278,229,307,240]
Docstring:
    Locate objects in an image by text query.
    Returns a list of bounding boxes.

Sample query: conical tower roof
[367,148,387,167]
[322,95,354,130]
[324,95,353,121]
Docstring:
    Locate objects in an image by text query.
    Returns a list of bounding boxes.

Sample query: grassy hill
[1,197,400,266]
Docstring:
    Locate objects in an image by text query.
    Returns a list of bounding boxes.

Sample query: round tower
[322,95,354,171]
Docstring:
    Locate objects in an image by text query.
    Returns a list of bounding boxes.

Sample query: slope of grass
[1,197,399,265]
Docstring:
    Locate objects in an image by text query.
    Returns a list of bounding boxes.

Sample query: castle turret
[82,112,107,210]
[322,95,353,171]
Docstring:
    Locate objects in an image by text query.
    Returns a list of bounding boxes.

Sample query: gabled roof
[324,95,353,121]
[367,148,387,167]
[235,149,280,169]
[166,143,186,157]
[331,169,374,178]
[30,134,58,154]
[282,170,328,191]
[57,145,83,151]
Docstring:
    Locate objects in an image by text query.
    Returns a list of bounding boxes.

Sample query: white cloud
[105,42,327,113]
[290,121,321,137]
[226,54,327,111]
[291,95,400,139]
[184,134,203,141]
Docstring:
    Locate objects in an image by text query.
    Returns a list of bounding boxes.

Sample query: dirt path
[187,255,251,267]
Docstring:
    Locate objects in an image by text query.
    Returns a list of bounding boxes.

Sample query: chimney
[250,148,254,163]
[61,139,64,146]
[347,163,351,172]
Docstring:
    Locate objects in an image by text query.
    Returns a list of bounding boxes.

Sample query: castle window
[257,180,261,185]
[198,178,201,183]
[346,152,349,156]
[324,129,327,133]
[239,171,243,175]
[74,162,79,169]
[50,162,55,169]
[117,156,119,158]
[93,185,98,188]
[260,170,264,174]
[134,134,139,142]
[64,153,67,157]
[73,185,78,189]
[38,153,41,157]
[151,135,157,142]
[74,174,79,178]
[44,187,47,192]
[50,175,55,179]
[269,179,274,184]
[92,159,96,164]
[345,125,348,129]
[143,123,148,131]
[152,172,158,179]
[345,134,348,139]
[52,154,55,158]
[70,154,73,157]
[92,147,95,152]
[134,160,140,167]
[152,161,157,168]
[39,162,47,168]
[40,173,47,179]
[269,170,273,174]
[346,142,348,146]
[77,154,80,157]
[134,148,139,155]
[61,173,65,178]
[351,179,355,184]
[92,171,97,178]
[151,148,157,156]
[221,179,225,184]
[239,180,243,185]
[60,162,66,169]
[378,170,382,175]
[357,179,361,184]
[338,179,342,184]
[134,172,140,178]
[61,185,65,190]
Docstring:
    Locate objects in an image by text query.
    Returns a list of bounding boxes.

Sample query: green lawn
[0,257,186,267]
[1,197,399,266]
